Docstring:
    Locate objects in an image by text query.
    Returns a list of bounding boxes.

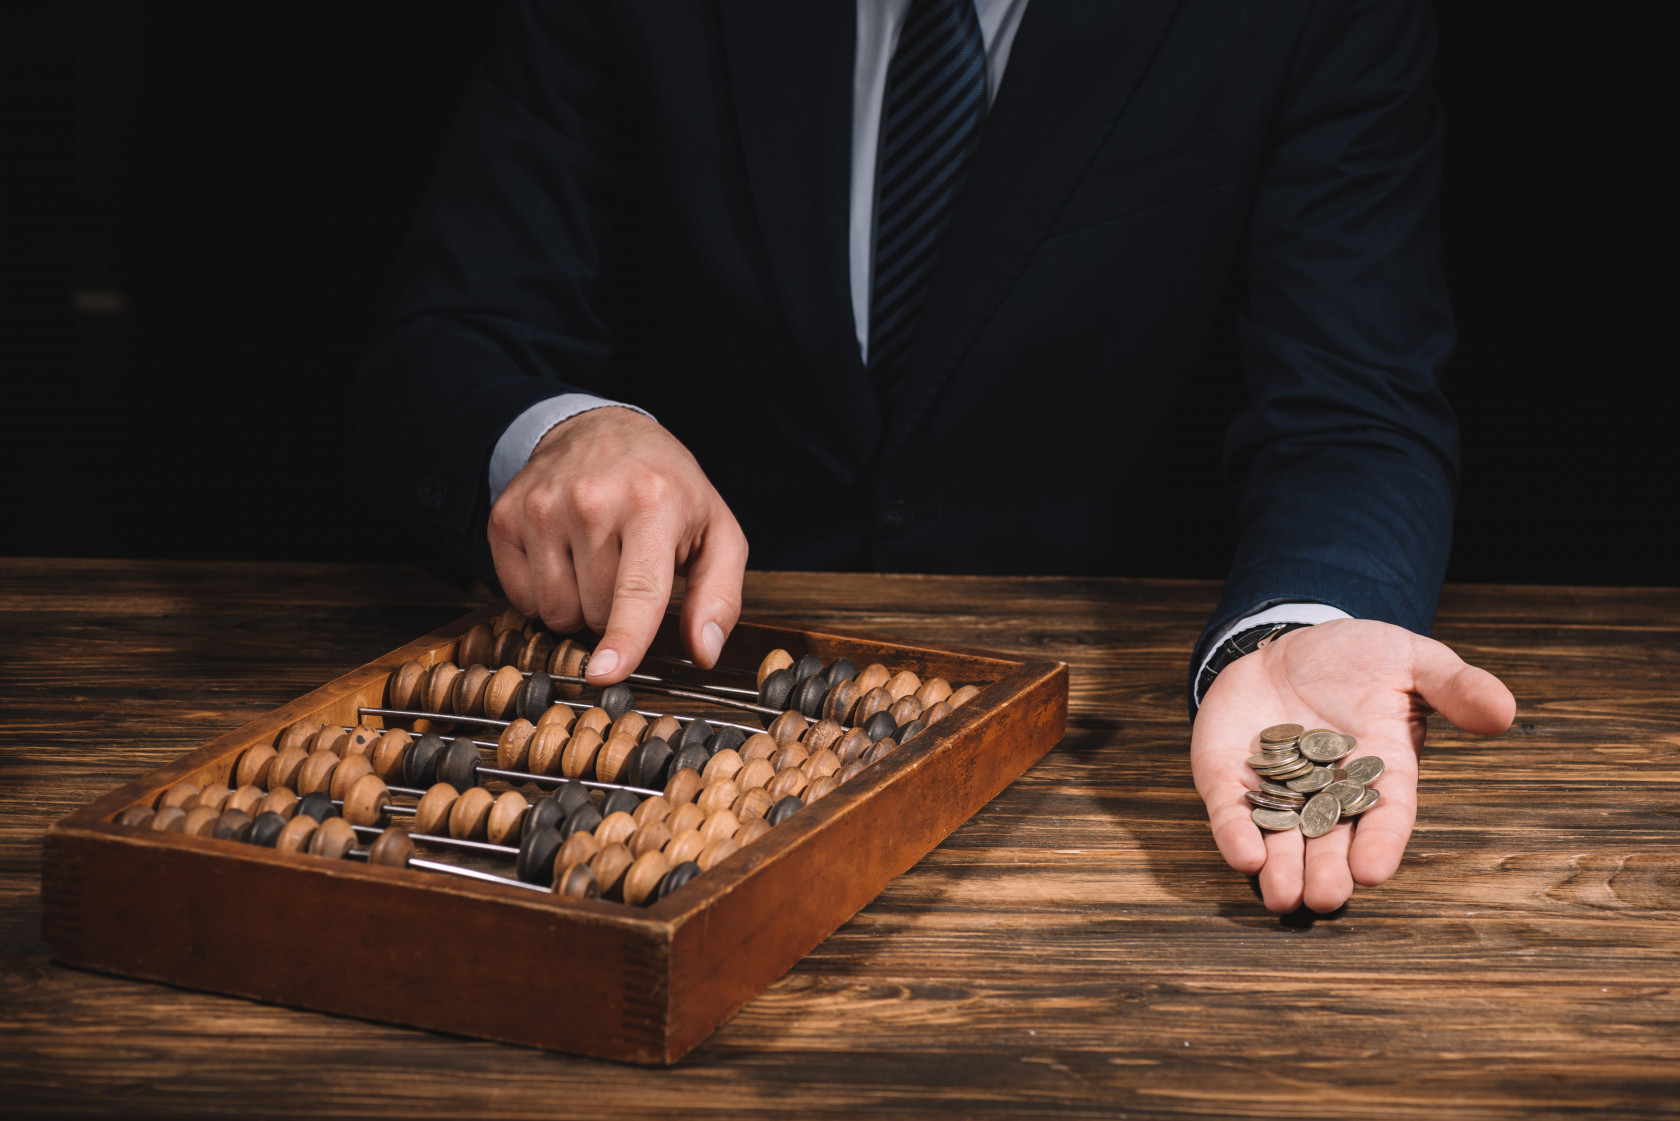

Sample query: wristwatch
[1194,621,1312,706]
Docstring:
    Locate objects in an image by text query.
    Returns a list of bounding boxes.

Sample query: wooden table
[2,560,1676,1118]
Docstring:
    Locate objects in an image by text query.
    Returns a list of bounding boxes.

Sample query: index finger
[585,514,678,685]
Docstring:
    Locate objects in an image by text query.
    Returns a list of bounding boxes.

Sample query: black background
[6,2,1672,586]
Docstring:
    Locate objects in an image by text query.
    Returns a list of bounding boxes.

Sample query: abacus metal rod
[348,846,549,894]
[476,764,661,798]
[625,670,758,699]
[347,822,513,856]
[543,672,786,719]
[359,705,769,738]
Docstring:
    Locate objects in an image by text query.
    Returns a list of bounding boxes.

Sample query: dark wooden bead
[518,671,554,722]
[766,794,804,826]
[211,809,253,842]
[823,657,859,687]
[601,789,639,819]
[295,792,337,822]
[863,710,898,743]
[401,733,447,788]
[599,683,635,721]
[437,738,480,792]
[758,668,797,710]
[677,718,714,755]
[560,802,603,840]
[792,654,825,684]
[552,780,591,818]
[490,627,524,669]
[526,796,565,838]
[653,860,702,901]
[515,824,563,885]
[671,743,710,777]
[794,673,829,718]
[247,811,287,848]
[896,719,927,743]
[632,738,674,789]
[704,726,746,756]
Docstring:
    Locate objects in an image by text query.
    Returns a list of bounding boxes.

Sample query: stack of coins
[1244,723,1384,837]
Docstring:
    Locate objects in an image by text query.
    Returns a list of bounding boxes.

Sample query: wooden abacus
[42,604,1067,1063]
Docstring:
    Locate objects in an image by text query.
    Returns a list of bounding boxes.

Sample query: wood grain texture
[3,560,1678,1117]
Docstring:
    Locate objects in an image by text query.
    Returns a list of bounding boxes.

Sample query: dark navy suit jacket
[354,0,1460,674]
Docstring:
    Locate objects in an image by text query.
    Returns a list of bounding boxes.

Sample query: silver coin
[1247,751,1295,770]
[1299,792,1342,838]
[1270,759,1316,780]
[1324,779,1367,810]
[1342,756,1384,785]
[1260,723,1304,745]
[1251,808,1300,831]
[1300,729,1354,762]
[1285,767,1335,793]
[1259,780,1299,797]
[1246,790,1302,811]
[1342,788,1380,816]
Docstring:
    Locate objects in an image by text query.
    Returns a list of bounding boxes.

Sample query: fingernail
[587,647,619,680]
[701,622,726,667]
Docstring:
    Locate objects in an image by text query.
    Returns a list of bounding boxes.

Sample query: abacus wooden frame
[41,604,1069,1064]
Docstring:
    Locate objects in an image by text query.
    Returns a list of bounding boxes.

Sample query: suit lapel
[719,1,881,463]
[881,0,1184,461]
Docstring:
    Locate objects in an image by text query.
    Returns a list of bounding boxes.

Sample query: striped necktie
[867,0,988,412]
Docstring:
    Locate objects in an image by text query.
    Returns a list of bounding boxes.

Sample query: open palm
[1191,618,1515,912]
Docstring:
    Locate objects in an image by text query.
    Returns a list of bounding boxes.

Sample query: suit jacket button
[875,500,915,537]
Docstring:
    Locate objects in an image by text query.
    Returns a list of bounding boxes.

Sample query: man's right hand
[487,407,748,686]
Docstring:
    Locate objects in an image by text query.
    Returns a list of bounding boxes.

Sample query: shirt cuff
[487,394,656,504]
[1193,601,1353,702]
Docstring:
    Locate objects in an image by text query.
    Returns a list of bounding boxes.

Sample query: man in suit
[355,0,1514,913]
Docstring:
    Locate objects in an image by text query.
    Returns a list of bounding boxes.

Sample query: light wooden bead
[180,805,219,837]
[834,727,873,764]
[757,649,794,689]
[491,627,524,669]
[312,725,350,757]
[863,737,899,765]
[455,621,496,669]
[914,677,953,706]
[573,706,612,739]
[557,829,600,870]
[767,710,807,747]
[644,714,682,746]
[667,802,706,837]
[308,817,357,858]
[701,748,743,784]
[342,773,391,827]
[803,774,840,804]
[802,720,844,754]
[495,718,535,771]
[452,664,493,717]
[664,829,706,866]
[328,754,373,801]
[610,710,647,744]
[594,810,637,848]
[739,733,778,763]
[697,836,740,872]
[448,786,495,841]
[256,787,299,820]
[519,630,557,673]
[663,768,702,806]
[387,661,427,710]
[767,767,808,801]
[148,806,187,832]
[773,742,809,772]
[189,785,229,815]
[526,721,570,776]
[226,784,265,816]
[368,828,415,868]
[342,724,382,757]
[887,695,924,727]
[276,814,318,853]
[622,851,671,907]
[554,641,589,698]
[590,843,634,900]
[697,779,741,818]
[482,664,524,721]
[628,820,672,859]
[885,670,921,701]
[414,783,458,836]
[235,745,276,789]
[116,805,153,828]
[699,809,739,843]
[277,719,322,754]
[491,606,526,635]
[736,757,776,792]
[545,637,575,675]
[802,748,841,781]
[487,790,529,845]
[837,759,867,784]
[423,662,462,714]
[370,729,412,781]
[560,727,604,780]
[732,787,773,821]
[553,861,599,899]
[921,700,954,727]
[595,731,638,784]
[947,684,982,708]
[822,679,859,724]
[156,781,200,811]
[268,745,308,791]
[535,702,576,734]
[853,663,890,696]
[853,686,893,724]
[294,750,339,797]
[632,794,671,829]
[735,816,772,847]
